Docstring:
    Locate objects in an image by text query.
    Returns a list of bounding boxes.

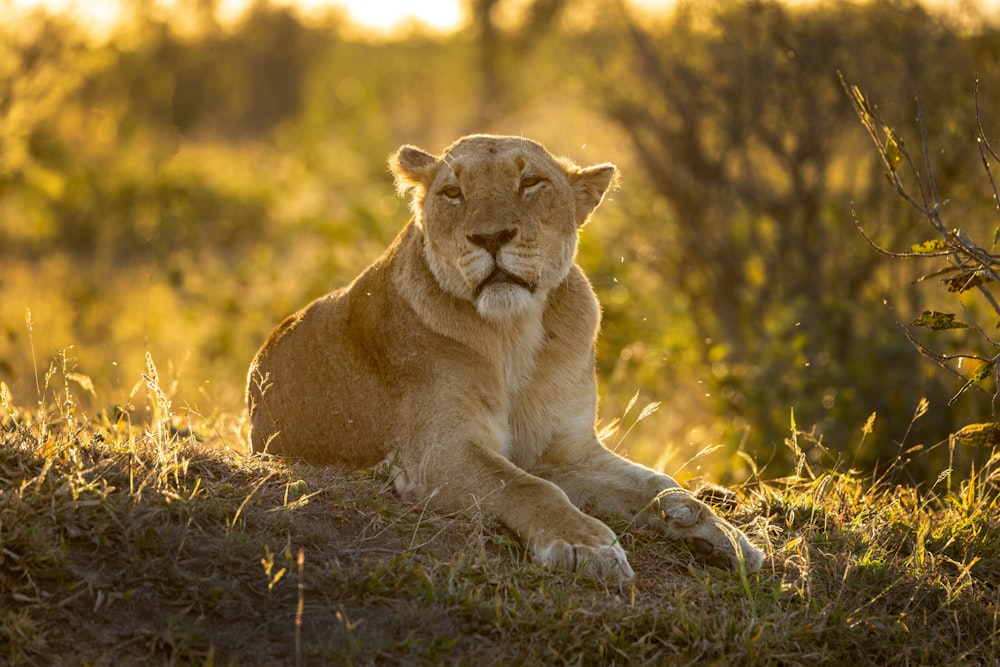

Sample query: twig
[884,301,994,383]
[975,78,1000,209]
[851,208,953,259]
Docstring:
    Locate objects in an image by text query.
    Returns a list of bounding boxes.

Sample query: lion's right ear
[389,145,439,197]
[566,162,618,227]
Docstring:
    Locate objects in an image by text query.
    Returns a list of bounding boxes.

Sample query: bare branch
[975,78,1000,164]
[916,88,943,211]
[838,71,936,219]
[851,208,954,259]
[975,78,1000,210]
[845,74,1000,416]
[883,300,994,397]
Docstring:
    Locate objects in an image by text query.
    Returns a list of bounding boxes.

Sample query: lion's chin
[475,283,539,321]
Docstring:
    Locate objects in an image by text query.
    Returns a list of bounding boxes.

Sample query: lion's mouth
[474,268,535,298]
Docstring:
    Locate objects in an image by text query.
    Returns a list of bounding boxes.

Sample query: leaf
[910,311,969,330]
[944,271,988,293]
[884,128,903,171]
[914,264,963,283]
[971,362,994,383]
[850,84,871,116]
[953,422,1000,448]
[910,239,949,254]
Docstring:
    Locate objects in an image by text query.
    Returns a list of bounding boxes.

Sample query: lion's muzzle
[474,267,536,298]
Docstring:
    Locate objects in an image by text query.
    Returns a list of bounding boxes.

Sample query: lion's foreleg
[530,441,681,517]
[532,442,765,572]
[391,441,634,582]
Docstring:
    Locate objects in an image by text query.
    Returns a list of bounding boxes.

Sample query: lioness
[247,135,764,581]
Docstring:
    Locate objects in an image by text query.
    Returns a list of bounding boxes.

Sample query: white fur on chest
[488,299,558,468]
[492,299,546,393]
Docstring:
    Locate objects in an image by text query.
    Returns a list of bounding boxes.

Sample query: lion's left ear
[388,145,439,197]
[568,163,617,227]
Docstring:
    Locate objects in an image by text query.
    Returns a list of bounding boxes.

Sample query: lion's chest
[497,326,545,394]
[489,317,592,470]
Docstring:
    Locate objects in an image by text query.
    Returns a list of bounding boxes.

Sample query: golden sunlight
[6,0,468,37]
[4,0,126,40]
[7,0,999,41]
[232,0,465,33]
[324,0,463,33]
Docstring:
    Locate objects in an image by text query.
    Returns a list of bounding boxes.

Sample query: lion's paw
[529,539,634,582]
[649,491,765,572]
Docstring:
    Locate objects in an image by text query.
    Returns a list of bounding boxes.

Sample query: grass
[2,371,999,666]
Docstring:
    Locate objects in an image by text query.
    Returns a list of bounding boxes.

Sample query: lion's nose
[468,228,517,256]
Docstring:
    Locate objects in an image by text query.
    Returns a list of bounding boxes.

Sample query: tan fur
[247,135,764,581]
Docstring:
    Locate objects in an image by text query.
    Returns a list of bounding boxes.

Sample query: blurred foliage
[2,0,999,484]
[584,0,1000,481]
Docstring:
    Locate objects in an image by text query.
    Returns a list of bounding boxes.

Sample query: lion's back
[246,276,403,465]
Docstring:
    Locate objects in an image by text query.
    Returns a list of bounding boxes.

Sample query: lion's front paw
[648,490,765,573]
[529,539,634,582]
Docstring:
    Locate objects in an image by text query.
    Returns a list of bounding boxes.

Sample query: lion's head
[389,135,616,321]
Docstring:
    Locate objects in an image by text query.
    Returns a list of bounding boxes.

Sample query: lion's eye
[520,176,544,193]
[440,185,463,201]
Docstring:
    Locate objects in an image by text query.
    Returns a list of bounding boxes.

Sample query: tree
[468,0,568,126]
[593,0,999,474]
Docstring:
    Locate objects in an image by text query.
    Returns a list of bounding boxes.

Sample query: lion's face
[390,135,616,321]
